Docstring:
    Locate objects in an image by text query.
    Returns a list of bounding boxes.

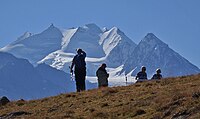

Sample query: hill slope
[1,74,200,118]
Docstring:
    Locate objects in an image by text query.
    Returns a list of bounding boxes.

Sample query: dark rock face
[0,111,31,118]
[0,96,10,106]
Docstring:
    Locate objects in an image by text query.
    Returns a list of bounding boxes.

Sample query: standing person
[151,68,162,79]
[135,66,147,83]
[70,48,86,92]
[96,63,109,88]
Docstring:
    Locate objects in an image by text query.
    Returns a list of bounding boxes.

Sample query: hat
[76,48,82,53]
[102,63,107,67]
[141,66,146,71]
[156,68,161,73]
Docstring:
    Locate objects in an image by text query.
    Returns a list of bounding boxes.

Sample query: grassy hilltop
[1,74,200,119]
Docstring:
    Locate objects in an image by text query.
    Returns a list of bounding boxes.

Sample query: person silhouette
[151,68,162,79]
[70,48,86,92]
[135,66,147,83]
[96,63,109,88]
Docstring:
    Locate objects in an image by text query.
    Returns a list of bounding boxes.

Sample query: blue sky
[0,0,200,68]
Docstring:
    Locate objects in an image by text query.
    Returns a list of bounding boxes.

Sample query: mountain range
[0,23,200,100]
[1,23,199,77]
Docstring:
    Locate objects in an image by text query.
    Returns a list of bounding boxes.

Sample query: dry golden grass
[1,74,200,119]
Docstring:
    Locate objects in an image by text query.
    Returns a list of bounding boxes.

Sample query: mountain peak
[102,27,108,32]
[41,24,63,37]
[108,27,121,35]
[50,23,55,28]
[109,27,128,38]
[140,33,167,47]
[111,27,126,34]
[111,27,119,32]
[17,32,32,41]
[85,23,99,28]
[46,23,58,31]
[144,33,158,41]
[146,33,156,38]
[82,23,102,33]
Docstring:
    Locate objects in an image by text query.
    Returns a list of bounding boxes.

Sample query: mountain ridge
[0,23,199,78]
[123,33,200,77]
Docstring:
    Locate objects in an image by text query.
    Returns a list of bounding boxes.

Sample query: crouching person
[151,68,162,79]
[135,66,147,83]
[96,63,109,88]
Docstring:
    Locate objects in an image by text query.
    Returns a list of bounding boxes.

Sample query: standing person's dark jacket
[70,49,86,92]
[96,64,109,87]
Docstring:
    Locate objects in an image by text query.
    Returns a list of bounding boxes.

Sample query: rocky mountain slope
[123,33,200,77]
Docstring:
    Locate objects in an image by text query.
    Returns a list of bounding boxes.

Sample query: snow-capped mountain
[0,23,137,77]
[100,27,137,67]
[0,52,96,100]
[122,33,200,78]
[61,24,106,58]
[0,23,199,82]
[0,24,63,65]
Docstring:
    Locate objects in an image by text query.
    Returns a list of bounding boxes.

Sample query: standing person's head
[101,63,107,69]
[77,48,82,54]
[156,68,161,74]
[141,66,146,72]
